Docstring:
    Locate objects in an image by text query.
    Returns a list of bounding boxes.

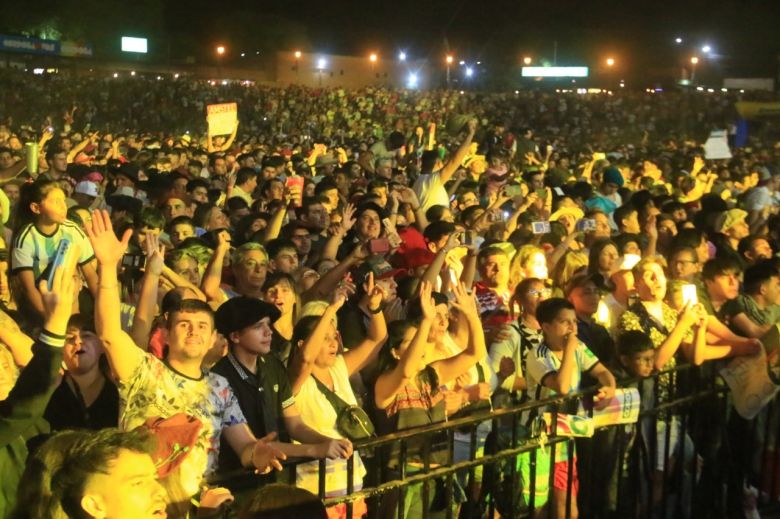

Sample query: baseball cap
[214,297,281,338]
[714,209,748,233]
[353,255,405,285]
[74,180,99,198]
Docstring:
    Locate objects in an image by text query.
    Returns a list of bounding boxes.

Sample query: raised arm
[653,303,701,370]
[66,132,94,164]
[439,120,477,184]
[201,231,230,305]
[375,282,435,409]
[302,243,367,303]
[321,204,355,261]
[86,209,145,382]
[430,283,487,385]
[129,233,164,349]
[540,332,580,395]
[288,294,346,396]
[0,310,34,367]
[0,241,79,447]
[343,273,388,375]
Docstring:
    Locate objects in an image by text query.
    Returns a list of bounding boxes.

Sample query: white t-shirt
[11,220,95,278]
[295,355,366,496]
[413,171,449,212]
[525,339,599,403]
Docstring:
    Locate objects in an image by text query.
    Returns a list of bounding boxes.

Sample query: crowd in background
[0,69,779,518]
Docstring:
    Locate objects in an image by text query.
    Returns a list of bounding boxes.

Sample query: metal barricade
[210,363,758,518]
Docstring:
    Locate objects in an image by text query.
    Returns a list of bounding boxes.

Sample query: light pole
[523,56,532,66]
[316,58,326,87]
[369,53,377,84]
[690,56,699,84]
[446,55,454,88]
[294,50,301,78]
[216,45,225,79]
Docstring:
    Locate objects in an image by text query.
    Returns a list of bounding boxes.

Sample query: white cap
[74,180,99,198]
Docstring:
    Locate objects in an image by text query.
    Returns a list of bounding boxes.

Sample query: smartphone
[535,188,548,200]
[47,239,71,290]
[369,238,390,255]
[553,187,565,196]
[576,218,597,232]
[505,184,523,197]
[532,221,551,234]
[681,284,698,307]
[463,230,475,246]
[121,254,146,269]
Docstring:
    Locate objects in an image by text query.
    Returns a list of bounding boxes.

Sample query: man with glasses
[668,246,700,282]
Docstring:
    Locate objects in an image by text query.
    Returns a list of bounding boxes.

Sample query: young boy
[525,298,616,519]
[609,330,657,516]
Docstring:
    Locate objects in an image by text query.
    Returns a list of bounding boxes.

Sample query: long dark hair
[13,179,62,236]
[587,238,618,276]
[287,315,321,368]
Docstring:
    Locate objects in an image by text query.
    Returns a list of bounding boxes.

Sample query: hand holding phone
[47,239,72,291]
[532,221,551,234]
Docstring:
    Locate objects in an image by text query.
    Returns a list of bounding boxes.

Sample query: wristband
[368,305,383,314]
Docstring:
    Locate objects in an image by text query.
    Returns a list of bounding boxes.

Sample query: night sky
[159,0,779,75]
[3,0,778,76]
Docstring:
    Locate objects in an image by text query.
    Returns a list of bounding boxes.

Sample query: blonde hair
[509,244,545,293]
[550,251,588,291]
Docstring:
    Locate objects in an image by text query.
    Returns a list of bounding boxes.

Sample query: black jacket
[0,336,65,517]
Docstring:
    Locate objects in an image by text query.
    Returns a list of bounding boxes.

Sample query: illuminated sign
[121,37,148,53]
[521,66,589,78]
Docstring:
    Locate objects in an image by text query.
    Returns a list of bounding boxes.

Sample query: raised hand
[364,272,386,310]
[340,203,357,234]
[39,243,81,330]
[144,232,165,277]
[418,281,436,321]
[332,274,355,310]
[451,282,478,316]
[85,209,132,266]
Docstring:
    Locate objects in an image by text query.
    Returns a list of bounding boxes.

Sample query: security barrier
[211,362,780,518]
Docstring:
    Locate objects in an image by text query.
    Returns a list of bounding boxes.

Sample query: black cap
[214,297,281,337]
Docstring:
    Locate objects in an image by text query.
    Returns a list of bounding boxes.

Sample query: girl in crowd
[287,275,387,518]
[373,282,486,517]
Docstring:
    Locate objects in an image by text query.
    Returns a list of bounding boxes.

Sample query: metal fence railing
[211,362,780,518]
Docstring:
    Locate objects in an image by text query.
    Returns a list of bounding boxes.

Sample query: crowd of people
[0,68,779,518]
